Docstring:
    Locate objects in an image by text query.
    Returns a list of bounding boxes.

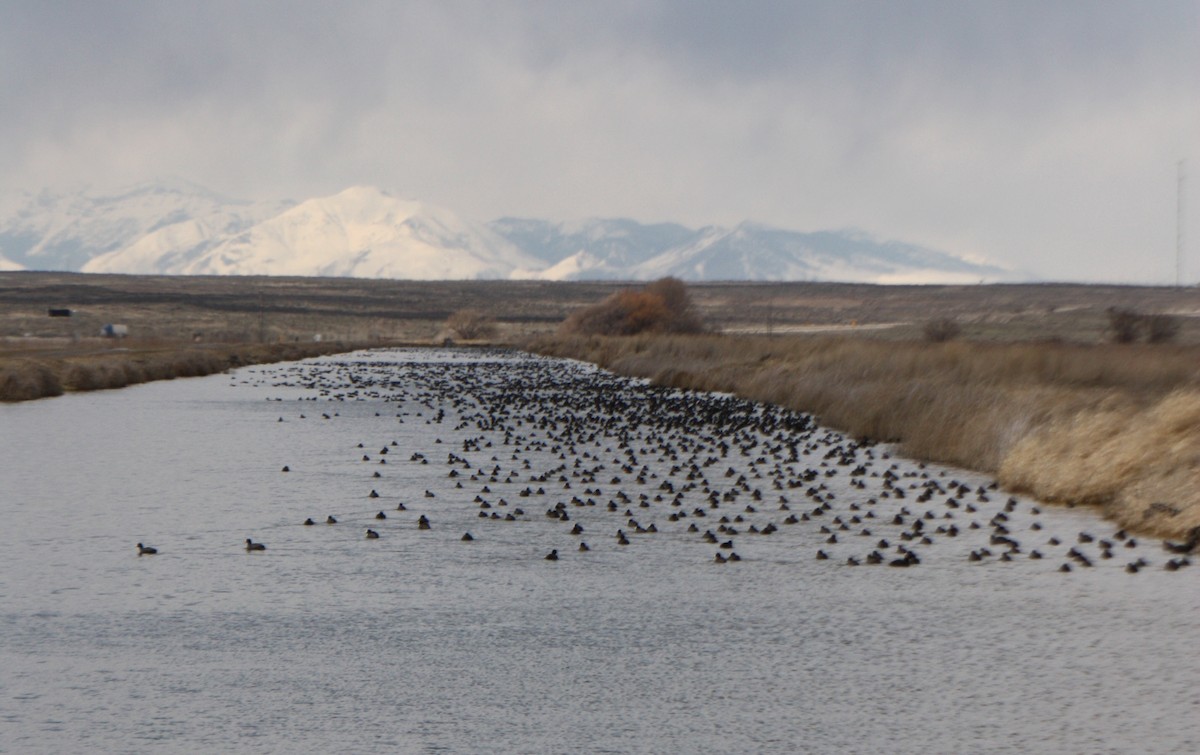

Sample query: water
[1,348,1196,754]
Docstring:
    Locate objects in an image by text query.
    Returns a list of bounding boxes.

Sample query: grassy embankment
[529,333,1200,539]
[0,340,376,402]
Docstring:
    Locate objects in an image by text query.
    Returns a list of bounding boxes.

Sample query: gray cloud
[1,0,1197,281]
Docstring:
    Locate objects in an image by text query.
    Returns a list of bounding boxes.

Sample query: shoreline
[526,333,1200,540]
[7,333,1199,541]
[0,340,385,402]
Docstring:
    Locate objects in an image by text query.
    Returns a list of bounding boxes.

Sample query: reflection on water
[1,348,1196,754]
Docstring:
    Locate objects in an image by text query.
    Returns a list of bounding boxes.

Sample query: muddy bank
[528,333,1200,540]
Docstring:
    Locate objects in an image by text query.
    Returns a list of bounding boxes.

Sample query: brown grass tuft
[0,359,64,401]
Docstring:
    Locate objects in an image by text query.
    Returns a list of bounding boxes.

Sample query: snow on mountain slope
[0,179,280,272]
[491,218,1012,283]
[1,180,1017,283]
[490,217,695,276]
[177,187,541,279]
[82,201,290,274]
[628,222,1012,283]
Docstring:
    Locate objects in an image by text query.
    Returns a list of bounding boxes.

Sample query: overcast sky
[2,1,1197,282]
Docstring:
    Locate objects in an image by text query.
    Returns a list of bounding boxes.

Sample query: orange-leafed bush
[560,277,704,336]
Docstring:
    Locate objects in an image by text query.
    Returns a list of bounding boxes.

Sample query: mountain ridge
[0,181,1018,283]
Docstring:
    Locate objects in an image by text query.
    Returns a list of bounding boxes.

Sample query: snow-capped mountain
[624,222,1007,284]
[0,180,1017,283]
[87,186,541,279]
[488,219,1011,283]
[0,178,288,273]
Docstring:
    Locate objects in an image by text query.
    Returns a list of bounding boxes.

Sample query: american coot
[245,539,266,551]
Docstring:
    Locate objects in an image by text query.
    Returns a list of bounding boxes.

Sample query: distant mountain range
[0,181,1017,283]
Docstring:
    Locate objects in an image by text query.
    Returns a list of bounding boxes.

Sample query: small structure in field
[48,308,73,317]
[100,323,129,338]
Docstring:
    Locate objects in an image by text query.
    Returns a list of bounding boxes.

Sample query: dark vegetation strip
[0,341,375,402]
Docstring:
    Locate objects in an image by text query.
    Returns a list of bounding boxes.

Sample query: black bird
[137,543,158,556]
[545,549,559,561]
[245,539,266,551]
[366,529,380,539]
[1163,527,1200,554]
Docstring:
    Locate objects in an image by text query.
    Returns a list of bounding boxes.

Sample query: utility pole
[1178,159,1186,287]
[258,290,267,343]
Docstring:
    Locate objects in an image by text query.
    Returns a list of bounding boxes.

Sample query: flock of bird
[137,349,1197,575]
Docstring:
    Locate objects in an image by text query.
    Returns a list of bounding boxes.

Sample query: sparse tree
[1145,313,1181,344]
[1106,307,1143,344]
[923,318,962,342]
[645,276,704,333]
[446,309,497,341]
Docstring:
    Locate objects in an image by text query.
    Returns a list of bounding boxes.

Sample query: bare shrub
[923,318,962,342]
[446,309,498,341]
[560,277,704,336]
[644,277,704,333]
[1145,314,1181,344]
[1106,307,1143,343]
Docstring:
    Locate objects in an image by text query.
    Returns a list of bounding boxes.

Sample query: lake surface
[1,348,1196,754]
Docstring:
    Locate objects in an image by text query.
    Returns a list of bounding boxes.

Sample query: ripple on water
[0,348,1196,754]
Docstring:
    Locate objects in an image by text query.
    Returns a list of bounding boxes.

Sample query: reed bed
[0,341,373,402]
[529,333,1200,538]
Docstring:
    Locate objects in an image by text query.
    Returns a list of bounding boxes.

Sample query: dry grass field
[3,271,1198,538]
[3,271,1199,344]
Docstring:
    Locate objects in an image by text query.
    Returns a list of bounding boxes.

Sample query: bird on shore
[137,543,158,555]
